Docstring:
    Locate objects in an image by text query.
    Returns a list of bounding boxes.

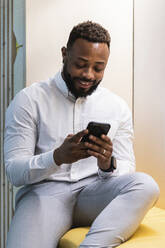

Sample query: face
[61,38,110,98]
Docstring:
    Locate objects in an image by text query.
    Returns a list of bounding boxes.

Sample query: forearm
[5,150,59,187]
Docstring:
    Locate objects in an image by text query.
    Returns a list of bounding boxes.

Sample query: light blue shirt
[4,71,135,187]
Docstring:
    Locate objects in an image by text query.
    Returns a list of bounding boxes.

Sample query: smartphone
[81,121,111,143]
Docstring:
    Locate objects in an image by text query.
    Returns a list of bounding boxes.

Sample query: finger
[79,150,91,159]
[87,149,106,160]
[70,129,88,143]
[89,135,112,150]
[85,142,112,157]
[84,142,102,153]
[101,134,112,145]
[78,142,89,150]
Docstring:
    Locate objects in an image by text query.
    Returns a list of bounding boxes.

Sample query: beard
[62,62,101,99]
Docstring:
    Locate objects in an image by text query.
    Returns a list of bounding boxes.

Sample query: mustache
[74,77,96,84]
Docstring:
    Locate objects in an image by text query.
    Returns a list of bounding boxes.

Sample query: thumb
[66,134,74,139]
[70,129,88,143]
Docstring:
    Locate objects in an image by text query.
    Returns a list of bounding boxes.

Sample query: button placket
[71,99,82,180]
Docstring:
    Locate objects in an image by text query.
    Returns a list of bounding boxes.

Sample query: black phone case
[81,122,111,142]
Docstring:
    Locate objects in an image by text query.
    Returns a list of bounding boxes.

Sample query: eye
[94,67,104,72]
[75,63,86,69]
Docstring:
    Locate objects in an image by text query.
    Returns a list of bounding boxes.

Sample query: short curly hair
[67,21,111,50]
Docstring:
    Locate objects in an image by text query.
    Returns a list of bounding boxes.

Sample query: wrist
[100,156,117,172]
[53,148,62,166]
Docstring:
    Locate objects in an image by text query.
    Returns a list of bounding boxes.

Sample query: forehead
[69,38,109,62]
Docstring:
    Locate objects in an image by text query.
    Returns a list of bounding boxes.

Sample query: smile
[78,80,93,89]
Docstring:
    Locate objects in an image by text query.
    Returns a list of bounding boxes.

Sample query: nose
[82,67,95,81]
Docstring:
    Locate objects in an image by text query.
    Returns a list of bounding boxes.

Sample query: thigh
[73,175,118,226]
[73,172,159,227]
[7,182,74,248]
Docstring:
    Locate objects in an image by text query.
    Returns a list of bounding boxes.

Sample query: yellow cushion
[58,207,165,248]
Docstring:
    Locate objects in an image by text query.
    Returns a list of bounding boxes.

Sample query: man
[4,21,159,248]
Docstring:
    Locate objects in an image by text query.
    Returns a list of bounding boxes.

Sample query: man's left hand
[85,134,113,171]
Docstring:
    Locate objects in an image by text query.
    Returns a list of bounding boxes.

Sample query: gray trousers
[6,172,159,248]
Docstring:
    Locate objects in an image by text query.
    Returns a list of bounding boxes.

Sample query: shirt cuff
[41,149,59,170]
[98,168,114,179]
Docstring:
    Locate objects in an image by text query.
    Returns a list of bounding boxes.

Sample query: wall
[134,0,165,208]
[26,0,165,208]
[26,0,133,108]
[0,1,26,246]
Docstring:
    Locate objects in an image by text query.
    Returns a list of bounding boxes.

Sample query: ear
[61,46,67,63]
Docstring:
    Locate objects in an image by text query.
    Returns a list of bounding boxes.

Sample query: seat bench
[58,207,165,248]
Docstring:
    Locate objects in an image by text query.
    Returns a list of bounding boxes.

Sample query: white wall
[134,0,165,207]
[26,0,165,209]
[26,0,165,208]
[26,0,133,108]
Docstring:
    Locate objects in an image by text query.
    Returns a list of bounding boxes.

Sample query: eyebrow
[77,57,105,65]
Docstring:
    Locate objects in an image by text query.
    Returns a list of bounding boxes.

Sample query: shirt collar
[54,70,76,102]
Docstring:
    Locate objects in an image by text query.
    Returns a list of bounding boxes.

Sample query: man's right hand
[53,129,90,166]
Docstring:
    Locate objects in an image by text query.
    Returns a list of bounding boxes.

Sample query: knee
[133,172,160,204]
